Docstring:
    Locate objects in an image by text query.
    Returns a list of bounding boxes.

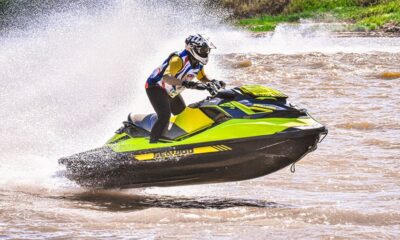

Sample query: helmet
[185,34,216,65]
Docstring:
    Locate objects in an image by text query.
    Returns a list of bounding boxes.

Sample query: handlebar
[196,81,224,96]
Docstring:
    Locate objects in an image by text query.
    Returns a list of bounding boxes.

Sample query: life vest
[146,50,204,98]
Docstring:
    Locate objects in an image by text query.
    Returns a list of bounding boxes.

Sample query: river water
[1,1,399,239]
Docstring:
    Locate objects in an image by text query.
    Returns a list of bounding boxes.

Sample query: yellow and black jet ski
[59,84,327,189]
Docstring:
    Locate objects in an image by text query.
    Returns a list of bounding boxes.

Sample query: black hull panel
[59,128,325,189]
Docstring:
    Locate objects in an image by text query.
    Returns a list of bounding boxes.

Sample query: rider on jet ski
[145,34,226,143]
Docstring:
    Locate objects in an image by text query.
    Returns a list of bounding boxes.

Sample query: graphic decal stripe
[134,153,155,161]
[215,145,231,151]
[193,146,220,154]
[219,145,228,150]
[221,145,232,150]
[133,145,233,161]
[213,145,225,151]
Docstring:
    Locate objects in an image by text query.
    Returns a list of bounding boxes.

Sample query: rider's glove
[211,79,226,89]
[181,80,198,89]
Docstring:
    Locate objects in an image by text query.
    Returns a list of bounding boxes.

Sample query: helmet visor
[196,43,211,58]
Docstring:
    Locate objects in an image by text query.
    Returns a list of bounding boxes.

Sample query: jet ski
[59,84,327,189]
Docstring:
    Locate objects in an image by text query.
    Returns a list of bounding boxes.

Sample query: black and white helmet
[185,34,216,65]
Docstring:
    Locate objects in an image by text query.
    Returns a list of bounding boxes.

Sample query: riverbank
[233,0,400,33]
[2,0,399,34]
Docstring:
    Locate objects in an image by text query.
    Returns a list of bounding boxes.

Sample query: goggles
[196,44,211,57]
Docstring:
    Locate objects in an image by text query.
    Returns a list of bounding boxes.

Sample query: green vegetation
[238,12,314,31]
[1,0,399,32]
[334,0,400,31]
[214,0,291,17]
[237,0,400,32]
[284,0,361,13]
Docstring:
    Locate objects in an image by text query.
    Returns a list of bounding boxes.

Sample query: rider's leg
[145,85,171,143]
[170,94,186,115]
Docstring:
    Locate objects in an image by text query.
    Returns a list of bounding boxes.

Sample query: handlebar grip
[195,84,207,90]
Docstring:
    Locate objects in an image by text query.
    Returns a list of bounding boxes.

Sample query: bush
[215,0,291,17]
[284,0,358,13]
[237,0,400,32]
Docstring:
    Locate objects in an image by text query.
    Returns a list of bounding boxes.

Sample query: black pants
[146,85,185,142]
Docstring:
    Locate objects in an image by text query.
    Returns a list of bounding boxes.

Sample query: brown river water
[1,1,400,239]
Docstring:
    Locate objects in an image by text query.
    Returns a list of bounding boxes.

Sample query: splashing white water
[0,0,225,190]
[0,0,399,191]
[216,21,400,54]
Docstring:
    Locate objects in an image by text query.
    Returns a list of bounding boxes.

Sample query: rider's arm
[162,56,184,86]
[197,68,211,83]
[198,68,226,89]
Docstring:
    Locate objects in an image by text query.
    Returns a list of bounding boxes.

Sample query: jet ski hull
[59,127,326,189]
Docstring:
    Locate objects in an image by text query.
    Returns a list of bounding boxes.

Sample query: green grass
[334,0,400,30]
[238,12,315,32]
[284,0,358,13]
[238,0,400,32]
[216,0,291,17]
